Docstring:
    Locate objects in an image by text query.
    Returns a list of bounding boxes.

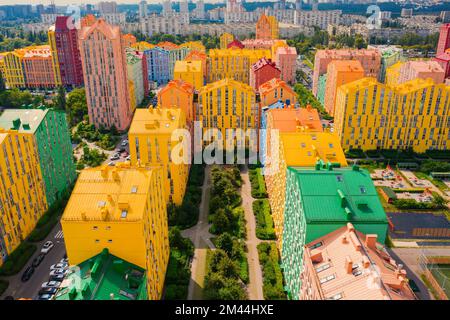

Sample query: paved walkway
[240,166,264,300]
[182,166,214,300]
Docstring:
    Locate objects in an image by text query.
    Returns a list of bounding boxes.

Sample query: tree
[54,86,66,110]
[215,233,233,256]
[212,208,230,234]
[66,88,88,127]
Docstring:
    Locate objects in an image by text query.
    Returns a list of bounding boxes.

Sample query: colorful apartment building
[145,46,170,85]
[2,50,26,88]
[60,164,169,300]
[158,80,195,127]
[0,108,76,207]
[312,49,381,96]
[385,61,403,86]
[437,23,450,55]
[324,60,364,116]
[258,77,297,107]
[208,48,271,84]
[256,14,279,40]
[131,41,155,51]
[157,42,191,81]
[264,108,348,251]
[51,16,83,87]
[128,107,189,205]
[180,41,206,53]
[398,61,445,85]
[22,46,56,89]
[0,129,47,267]
[220,32,234,49]
[47,26,62,88]
[185,50,208,80]
[126,49,146,107]
[282,165,389,299]
[434,51,450,78]
[300,223,416,300]
[275,46,297,85]
[242,39,285,50]
[368,45,404,83]
[122,34,137,47]
[55,249,148,300]
[227,39,244,49]
[317,74,327,106]
[334,77,450,153]
[79,19,133,131]
[173,60,203,89]
[197,78,258,149]
[249,57,281,90]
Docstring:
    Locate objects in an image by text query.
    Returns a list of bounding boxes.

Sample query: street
[1,223,66,300]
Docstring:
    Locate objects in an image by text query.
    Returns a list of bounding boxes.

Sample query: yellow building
[2,50,26,88]
[335,77,450,153]
[208,48,271,84]
[0,129,48,266]
[128,107,189,205]
[173,60,203,89]
[128,79,137,111]
[180,41,206,53]
[48,26,62,87]
[220,33,234,49]
[197,78,258,149]
[385,61,404,86]
[131,41,155,51]
[60,164,169,300]
[264,108,348,251]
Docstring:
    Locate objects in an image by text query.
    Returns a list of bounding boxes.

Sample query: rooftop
[258,78,294,95]
[0,108,49,134]
[268,107,323,133]
[303,223,416,300]
[287,166,387,224]
[198,78,255,93]
[251,57,279,72]
[55,249,147,300]
[159,79,195,96]
[174,60,202,73]
[328,60,364,73]
[128,107,185,136]
[156,41,180,50]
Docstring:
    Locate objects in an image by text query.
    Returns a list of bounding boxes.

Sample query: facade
[300,223,416,300]
[145,47,170,85]
[126,49,146,107]
[197,78,258,148]
[128,108,189,205]
[385,62,403,86]
[294,10,341,30]
[208,48,271,84]
[158,80,195,128]
[434,52,450,78]
[334,77,450,153]
[2,50,26,88]
[79,19,133,131]
[53,16,84,87]
[185,50,208,80]
[173,60,203,89]
[256,14,279,40]
[367,45,404,83]
[22,45,56,89]
[258,78,297,107]
[140,13,190,37]
[437,24,450,55]
[324,60,365,116]
[317,74,327,106]
[0,109,76,207]
[249,58,281,90]
[282,165,389,300]
[398,61,445,85]
[312,49,381,96]
[47,26,62,87]
[0,129,47,267]
[61,165,169,300]
[157,42,191,82]
[275,46,297,85]
[220,32,235,49]
[180,41,206,53]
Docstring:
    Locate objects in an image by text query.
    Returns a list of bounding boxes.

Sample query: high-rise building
[0,108,76,207]
[157,42,191,82]
[249,57,281,90]
[162,0,173,16]
[300,223,416,300]
[334,77,450,153]
[174,60,203,89]
[275,46,297,85]
[139,1,148,19]
[51,16,84,88]
[22,46,56,89]
[146,47,170,85]
[438,24,450,56]
[295,0,302,11]
[184,50,208,80]
[220,32,235,49]
[126,49,146,107]
[256,14,279,40]
[61,164,169,300]
[258,78,297,107]
[1,50,26,88]
[47,26,62,87]
[179,0,189,14]
[128,108,189,205]
[324,60,365,116]
[97,1,118,15]
[282,165,388,300]
[434,51,450,78]
[398,61,445,85]
[79,19,133,131]
[158,80,195,128]
[367,45,404,83]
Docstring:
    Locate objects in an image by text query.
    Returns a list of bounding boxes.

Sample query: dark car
[21,266,35,282]
[119,148,126,153]
[49,274,65,282]
[39,287,58,296]
[32,253,45,268]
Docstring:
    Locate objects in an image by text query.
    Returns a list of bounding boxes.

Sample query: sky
[0,0,258,6]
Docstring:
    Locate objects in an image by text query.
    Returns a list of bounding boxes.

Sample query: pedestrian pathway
[54,230,64,239]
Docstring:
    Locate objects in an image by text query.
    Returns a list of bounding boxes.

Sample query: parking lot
[103,136,130,167]
[388,212,450,240]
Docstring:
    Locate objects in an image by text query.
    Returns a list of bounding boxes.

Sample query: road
[1,223,66,300]
[182,165,215,300]
[240,166,264,300]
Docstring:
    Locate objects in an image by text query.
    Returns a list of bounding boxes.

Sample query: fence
[418,253,450,300]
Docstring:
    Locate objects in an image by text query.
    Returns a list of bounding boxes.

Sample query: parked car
[41,241,54,254]
[108,162,115,166]
[37,294,54,300]
[121,140,128,147]
[110,154,120,161]
[49,269,70,277]
[119,148,126,153]
[32,253,46,268]
[126,155,131,161]
[21,266,35,282]
[49,274,65,282]
[122,152,129,158]
[39,287,58,296]
[60,258,69,264]
[50,263,68,270]
[41,281,61,289]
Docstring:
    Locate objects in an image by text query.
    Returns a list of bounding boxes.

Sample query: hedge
[257,242,286,300]
[0,242,37,276]
[249,168,268,199]
[253,200,275,240]
[0,279,8,296]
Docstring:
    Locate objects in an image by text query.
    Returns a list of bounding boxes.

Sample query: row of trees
[294,83,332,120]
[132,32,220,50]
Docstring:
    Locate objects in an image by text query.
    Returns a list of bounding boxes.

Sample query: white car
[110,155,120,161]
[125,155,131,161]
[38,294,54,300]
[121,140,128,147]
[41,241,54,254]
[108,162,115,166]
[49,269,70,277]
[50,263,68,270]
[41,281,61,289]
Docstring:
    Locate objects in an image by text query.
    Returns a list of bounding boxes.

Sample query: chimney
[362,255,370,268]
[341,235,348,244]
[345,256,353,274]
[310,250,323,263]
[365,234,378,250]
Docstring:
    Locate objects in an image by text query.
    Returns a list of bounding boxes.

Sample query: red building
[434,52,450,78]
[227,39,244,49]
[437,24,450,55]
[55,16,83,87]
[250,57,281,90]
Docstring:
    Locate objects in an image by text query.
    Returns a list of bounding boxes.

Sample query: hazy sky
[0,0,261,5]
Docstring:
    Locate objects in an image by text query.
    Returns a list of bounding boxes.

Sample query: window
[121,210,128,218]
[359,186,367,194]
[95,239,100,243]
[353,270,362,277]
[315,263,330,273]
[336,175,343,182]
[310,241,323,250]
[131,186,138,193]
[327,292,343,300]
[320,274,335,284]
[93,226,98,230]
[108,240,113,243]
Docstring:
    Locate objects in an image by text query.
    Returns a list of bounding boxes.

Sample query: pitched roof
[251,57,280,72]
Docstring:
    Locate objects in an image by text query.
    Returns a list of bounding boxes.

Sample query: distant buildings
[256,14,279,40]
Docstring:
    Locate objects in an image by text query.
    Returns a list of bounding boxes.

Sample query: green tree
[54,86,66,110]
[215,233,234,256]
[66,88,88,127]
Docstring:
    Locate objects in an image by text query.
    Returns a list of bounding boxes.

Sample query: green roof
[0,108,49,134]
[55,249,147,300]
[288,166,388,224]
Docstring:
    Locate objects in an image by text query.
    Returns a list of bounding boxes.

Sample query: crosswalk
[55,230,64,239]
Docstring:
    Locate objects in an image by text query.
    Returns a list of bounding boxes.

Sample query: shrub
[249,168,268,199]
[0,242,37,276]
[257,243,286,300]
[253,199,275,240]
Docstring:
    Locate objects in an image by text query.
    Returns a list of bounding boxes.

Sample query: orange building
[157,79,195,127]
[324,60,364,116]
[81,14,97,27]
[258,78,297,107]
[300,223,416,300]
[22,45,56,88]
[122,34,137,47]
[185,50,208,80]
[256,14,279,40]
